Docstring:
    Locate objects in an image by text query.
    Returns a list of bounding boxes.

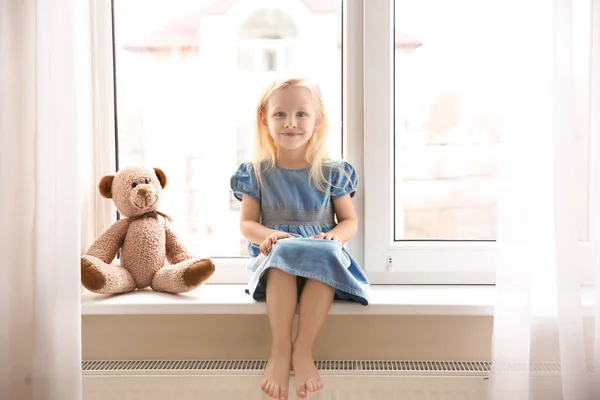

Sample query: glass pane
[394,0,501,240]
[113,0,342,257]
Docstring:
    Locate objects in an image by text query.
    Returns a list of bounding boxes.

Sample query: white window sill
[82,284,499,316]
[82,284,597,317]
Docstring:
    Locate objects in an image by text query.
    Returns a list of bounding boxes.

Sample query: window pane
[113,0,342,257]
[394,0,501,240]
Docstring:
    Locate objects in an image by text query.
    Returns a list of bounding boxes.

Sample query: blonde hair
[252,78,333,192]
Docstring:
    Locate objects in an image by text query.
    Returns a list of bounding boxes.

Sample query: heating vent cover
[82,360,568,374]
[82,360,495,373]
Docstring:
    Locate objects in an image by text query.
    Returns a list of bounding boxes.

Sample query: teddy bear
[81,166,215,294]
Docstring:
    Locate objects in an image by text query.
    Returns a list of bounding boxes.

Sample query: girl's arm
[325,194,359,243]
[239,194,284,245]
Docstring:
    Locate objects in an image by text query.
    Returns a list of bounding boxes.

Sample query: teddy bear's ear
[154,168,167,189]
[98,175,114,199]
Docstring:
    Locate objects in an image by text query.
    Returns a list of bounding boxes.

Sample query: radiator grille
[82,359,568,374]
[82,360,494,373]
[82,360,569,400]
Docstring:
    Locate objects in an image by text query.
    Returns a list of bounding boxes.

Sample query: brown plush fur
[98,175,114,199]
[154,167,167,188]
[81,166,215,294]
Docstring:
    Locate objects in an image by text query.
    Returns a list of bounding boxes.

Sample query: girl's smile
[280,131,303,136]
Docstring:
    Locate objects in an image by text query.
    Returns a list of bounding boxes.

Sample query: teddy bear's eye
[145,178,149,184]
[131,182,137,188]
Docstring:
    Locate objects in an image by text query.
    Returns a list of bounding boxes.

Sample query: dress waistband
[261,207,335,226]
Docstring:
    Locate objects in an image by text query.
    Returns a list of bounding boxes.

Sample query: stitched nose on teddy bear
[133,187,158,209]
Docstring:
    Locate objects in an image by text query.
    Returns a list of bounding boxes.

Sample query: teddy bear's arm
[85,218,131,263]
[164,224,194,264]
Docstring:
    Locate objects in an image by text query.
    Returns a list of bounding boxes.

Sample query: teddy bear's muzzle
[133,189,158,209]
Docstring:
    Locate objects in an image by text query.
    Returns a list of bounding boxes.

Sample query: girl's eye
[297,112,307,117]
[145,178,149,184]
[131,182,137,188]
[274,112,285,117]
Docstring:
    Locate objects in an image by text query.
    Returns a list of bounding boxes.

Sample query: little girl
[230,78,370,400]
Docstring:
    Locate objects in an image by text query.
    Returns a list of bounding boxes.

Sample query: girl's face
[262,86,320,152]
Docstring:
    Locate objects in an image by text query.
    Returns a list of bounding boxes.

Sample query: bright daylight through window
[393,0,500,242]
[112,0,343,259]
[109,0,586,285]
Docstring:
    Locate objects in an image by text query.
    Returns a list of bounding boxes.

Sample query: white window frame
[362,0,494,285]
[92,0,355,284]
[582,0,600,287]
[362,0,598,285]
[93,0,597,286]
[91,0,118,239]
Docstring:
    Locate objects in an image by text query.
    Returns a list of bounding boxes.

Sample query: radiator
[82,359,561,399]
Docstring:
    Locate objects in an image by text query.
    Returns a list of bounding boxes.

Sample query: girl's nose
[284,119,297,128]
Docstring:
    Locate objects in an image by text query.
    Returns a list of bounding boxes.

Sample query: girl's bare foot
[291,346,324,398]
[261,351,291,400]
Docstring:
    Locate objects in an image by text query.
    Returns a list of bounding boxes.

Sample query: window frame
[94,0,596,286]
[92,0,118,239]
[94,0,353,284]
[362,0,597,285]
[362,0,493,285]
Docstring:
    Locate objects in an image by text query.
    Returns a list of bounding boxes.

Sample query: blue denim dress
[230,161,370,305]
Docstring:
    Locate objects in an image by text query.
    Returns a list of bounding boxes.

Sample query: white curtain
[0,0,92,399]
[491,0,600,399]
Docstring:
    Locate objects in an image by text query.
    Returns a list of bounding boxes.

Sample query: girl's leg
[263,268,297,400]
[292,279,335,398]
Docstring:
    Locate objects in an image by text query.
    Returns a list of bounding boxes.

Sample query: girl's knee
[266,268,296,283]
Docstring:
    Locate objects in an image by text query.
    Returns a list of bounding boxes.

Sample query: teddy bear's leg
[81,255,137,294]
[151,257,215,294]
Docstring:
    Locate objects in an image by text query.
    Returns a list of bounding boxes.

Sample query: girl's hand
[260,231,293,255]
[311,232,341,243]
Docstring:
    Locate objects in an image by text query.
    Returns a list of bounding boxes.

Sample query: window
[363,0,595,284]
[103,0,343,282]
[95,0,595,285]
[363,0,495,284]
[393,0,500,242]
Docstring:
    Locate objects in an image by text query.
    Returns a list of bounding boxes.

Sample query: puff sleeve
[230,162,260,202]
[330,161,358,199]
